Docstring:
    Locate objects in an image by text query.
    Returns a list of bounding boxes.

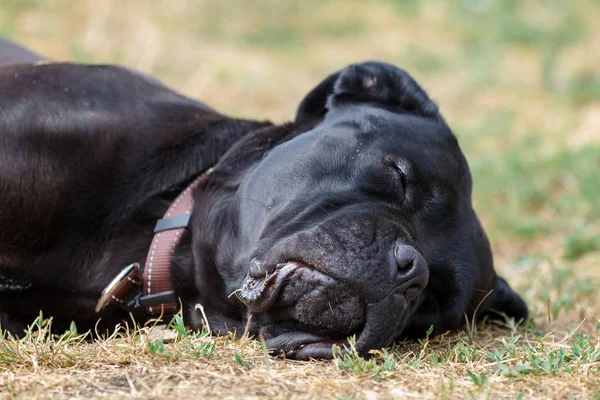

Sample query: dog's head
[186,62,527,359]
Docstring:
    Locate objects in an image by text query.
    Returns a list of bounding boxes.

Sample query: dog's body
[0,39,526,359]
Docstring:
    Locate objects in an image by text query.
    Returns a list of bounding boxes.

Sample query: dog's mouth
[237,261,411,359]
[238,261,337,313]
[258,293,410,360]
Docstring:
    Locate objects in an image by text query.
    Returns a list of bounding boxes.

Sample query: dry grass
[1,0,599,398]
[2,286,599,400]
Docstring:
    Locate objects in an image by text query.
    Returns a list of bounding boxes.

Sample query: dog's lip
[238,261,324,312]
[267,287,412,360]
[266,332,353,360]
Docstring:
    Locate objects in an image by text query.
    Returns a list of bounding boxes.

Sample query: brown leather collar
[95,168,214,319]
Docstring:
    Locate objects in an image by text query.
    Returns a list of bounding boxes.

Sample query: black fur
[0,39,527,359]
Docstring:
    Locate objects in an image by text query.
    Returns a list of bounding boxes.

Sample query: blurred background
[2,0,599,320]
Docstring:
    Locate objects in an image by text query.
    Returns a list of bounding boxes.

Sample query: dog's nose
[393,243,429,303]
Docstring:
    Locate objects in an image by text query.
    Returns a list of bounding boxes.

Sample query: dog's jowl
[0,39,527,359]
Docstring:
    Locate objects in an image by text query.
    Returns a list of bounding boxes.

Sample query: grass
[1,0,599,398]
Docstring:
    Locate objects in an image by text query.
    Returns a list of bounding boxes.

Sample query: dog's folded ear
[481,275,528,324]
[296,61,439,124]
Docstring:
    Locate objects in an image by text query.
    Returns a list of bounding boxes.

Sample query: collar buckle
[95,262,143,313]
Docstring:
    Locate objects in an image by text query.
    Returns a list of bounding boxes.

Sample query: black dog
[0,39,527,359]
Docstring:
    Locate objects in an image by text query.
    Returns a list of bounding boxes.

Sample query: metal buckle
[95,263,137,313]
[95,263,178,321]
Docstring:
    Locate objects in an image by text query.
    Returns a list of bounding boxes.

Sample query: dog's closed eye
[383,155,412,189]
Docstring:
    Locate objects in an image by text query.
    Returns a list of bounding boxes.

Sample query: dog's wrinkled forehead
[305,106,467,185]
[238,105,468,229]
